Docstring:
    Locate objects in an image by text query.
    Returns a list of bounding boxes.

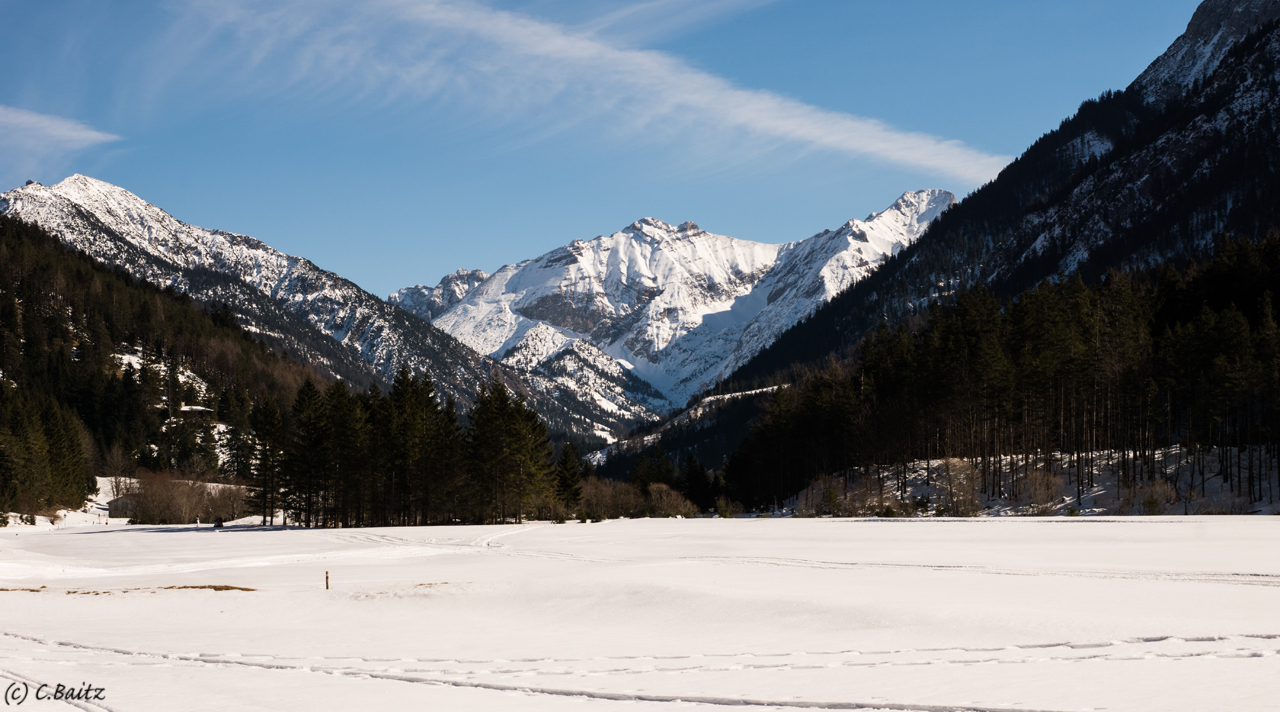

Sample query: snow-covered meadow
[3,514,1279,711]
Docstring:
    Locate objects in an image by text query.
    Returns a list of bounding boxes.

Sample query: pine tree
[465,380,555,523]
[430,396,465,523]
[323,379,370,527]
[285,378,326,527]
[681,455,711,511]
[248,398,285,525]
[555,442,585,511]
[219,387,256,483]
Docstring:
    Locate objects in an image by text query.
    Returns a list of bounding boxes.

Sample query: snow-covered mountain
[0,174,946,441]
[0,175,712,441]
[0,176,495,394]
[397,190,953,406]
[723,190,953,382]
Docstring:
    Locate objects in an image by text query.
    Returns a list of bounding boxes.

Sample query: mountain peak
[390,268,490,322]
[619,218,708,244]
[628,217,675,234]
[1132,0,1280,106]
[31,173,159,217]
[850,189,955,246]
[54,173,120,193]
[422,190,949,405]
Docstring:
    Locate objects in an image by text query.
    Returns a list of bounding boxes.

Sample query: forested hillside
[0,214,318,518]
[722,235,1280,510]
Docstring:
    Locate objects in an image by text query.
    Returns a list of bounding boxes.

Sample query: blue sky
[1,0,1201,298]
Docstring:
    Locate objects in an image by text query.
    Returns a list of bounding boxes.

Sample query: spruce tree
[249,398,285,525]
[556,443,584,511]
[681,455,711,511]
[285,378,326,527]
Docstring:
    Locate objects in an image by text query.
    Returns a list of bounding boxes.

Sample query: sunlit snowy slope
[400,190,954,405]
[0,175,494,400]
[2,516,1278,711]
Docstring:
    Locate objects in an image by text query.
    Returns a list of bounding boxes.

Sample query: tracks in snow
[2,630,1278,712]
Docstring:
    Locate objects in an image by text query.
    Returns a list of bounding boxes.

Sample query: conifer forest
[722,234,1280,512]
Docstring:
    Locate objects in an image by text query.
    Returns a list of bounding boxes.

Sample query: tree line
[722,234,1280,511]
[239,370,593,527]
[234,368,714,526]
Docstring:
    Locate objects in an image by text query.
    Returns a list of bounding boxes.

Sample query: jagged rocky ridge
[395,190,954,408]
[392,269,489,322]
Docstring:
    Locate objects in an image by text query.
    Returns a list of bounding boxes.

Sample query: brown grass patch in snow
[161,585,256,592]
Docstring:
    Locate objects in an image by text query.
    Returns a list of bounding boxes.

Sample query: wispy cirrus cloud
[0,106,120,153]
[576,0,783,46]
[155,0,1010,185]
[0,105,120,187]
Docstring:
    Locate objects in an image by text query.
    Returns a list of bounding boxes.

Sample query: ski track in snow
[3,628,1279,711]
[0,543,454,581]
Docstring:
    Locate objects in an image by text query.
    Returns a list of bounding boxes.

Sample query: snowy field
[2,516,1279,712]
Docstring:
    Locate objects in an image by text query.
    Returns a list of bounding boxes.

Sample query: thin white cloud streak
[167,0,1011,184]
[0,106,120,187]
[0,106,120,153]
[577,0,783,46]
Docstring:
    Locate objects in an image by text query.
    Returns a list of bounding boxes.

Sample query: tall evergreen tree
[248,398,285,525]
[681,455,712,511]
[285,378,326,527]
[555,443,585,511]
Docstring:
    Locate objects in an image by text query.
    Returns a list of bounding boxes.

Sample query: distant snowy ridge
[0,176,504,407]
[407,190,954,405]
[0,175,666,442]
